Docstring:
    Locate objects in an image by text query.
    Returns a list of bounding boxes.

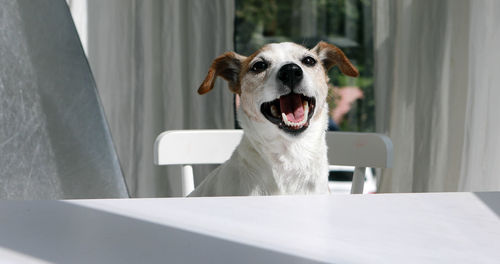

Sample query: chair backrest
[326,132,393,168]
[155,130,244,165]
[154,130,393,196]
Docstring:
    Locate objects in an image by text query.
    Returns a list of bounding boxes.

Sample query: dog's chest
[272,147,328,194]
[240,136,329,195]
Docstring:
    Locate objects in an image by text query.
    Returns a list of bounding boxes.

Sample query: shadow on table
[474,192,500,218]
[0,200,324,264]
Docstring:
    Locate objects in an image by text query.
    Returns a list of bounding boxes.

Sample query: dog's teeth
[303,101,309,113]
[282,112,289,124]
[270,105,280,118]
[281,106,309,128]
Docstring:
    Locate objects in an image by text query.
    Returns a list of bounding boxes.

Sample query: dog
[189,42,358,197]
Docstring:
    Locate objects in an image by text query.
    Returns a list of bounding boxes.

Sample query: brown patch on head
[198,52,247,95]
[312,41,359,77]
[238,45,272,78]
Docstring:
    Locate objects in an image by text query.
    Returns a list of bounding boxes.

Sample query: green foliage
[235,0,375,132]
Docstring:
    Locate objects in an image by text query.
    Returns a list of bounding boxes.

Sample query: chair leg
[351,167,366,194]
[181,165,195,197]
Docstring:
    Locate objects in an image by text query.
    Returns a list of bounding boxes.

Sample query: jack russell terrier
[189,42,358,196]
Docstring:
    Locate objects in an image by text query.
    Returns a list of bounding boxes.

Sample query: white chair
[154,130,393,196]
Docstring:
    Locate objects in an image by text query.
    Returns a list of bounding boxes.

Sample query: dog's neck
[236,106,330,194]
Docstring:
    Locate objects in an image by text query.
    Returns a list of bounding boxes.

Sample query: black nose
[277,63,303,88]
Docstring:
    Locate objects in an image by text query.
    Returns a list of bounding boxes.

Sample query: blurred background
[1,0,499,198]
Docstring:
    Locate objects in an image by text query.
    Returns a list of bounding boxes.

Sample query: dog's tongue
[279,94,304,123]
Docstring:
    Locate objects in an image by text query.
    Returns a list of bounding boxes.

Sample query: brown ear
[198,52,246,95]
[312,41,359,77]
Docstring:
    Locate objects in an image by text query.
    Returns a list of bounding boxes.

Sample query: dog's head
[198,42,358,136]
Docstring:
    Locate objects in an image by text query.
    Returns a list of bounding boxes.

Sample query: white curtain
[374,0,500,192]
[86,0,235,197]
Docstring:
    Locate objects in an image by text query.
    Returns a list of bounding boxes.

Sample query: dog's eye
[301,56,317,67]
[250,61,268,73]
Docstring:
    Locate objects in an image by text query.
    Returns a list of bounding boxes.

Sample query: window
[235,0,374,132]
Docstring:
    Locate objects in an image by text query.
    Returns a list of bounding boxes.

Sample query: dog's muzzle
[260,63,316,135]
[260,93,316,135]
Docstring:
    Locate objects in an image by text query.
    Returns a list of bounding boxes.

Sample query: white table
[0,192,499,263]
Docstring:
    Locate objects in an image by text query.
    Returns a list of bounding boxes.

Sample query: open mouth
[260,93,316,135]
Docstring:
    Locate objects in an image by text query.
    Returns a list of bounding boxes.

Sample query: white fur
[189,43,331,197]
